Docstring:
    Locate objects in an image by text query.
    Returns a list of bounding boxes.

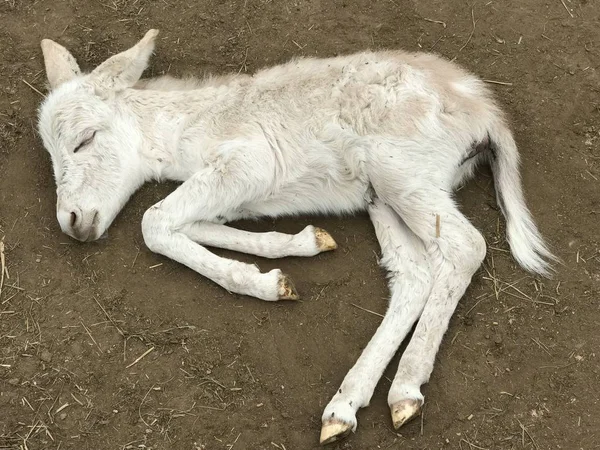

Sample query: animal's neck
[122,85,239,181]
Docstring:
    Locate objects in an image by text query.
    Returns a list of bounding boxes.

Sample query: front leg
[141,145,299,301]
[180,222,337,258]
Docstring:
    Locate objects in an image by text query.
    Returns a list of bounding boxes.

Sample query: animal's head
[38,30,159,241]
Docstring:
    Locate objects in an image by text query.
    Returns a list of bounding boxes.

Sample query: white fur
[37,30,555,439]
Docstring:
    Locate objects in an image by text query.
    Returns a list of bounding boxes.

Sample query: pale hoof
[278,273,299,300]
[390,398,423,429]
[319,419,353,445]
[314,227,337,252]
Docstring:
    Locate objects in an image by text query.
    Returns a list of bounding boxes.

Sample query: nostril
[70,211,78,227]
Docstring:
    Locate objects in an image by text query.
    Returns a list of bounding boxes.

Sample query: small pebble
[59,412,67,420]
[8,378,19,386]
[40,350,52,362]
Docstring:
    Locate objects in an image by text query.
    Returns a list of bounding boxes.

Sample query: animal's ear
[41,39,82,90]
[90,29,159,93]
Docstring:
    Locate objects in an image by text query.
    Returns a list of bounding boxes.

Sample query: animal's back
[242,50,495,138]
[138,50,495,141]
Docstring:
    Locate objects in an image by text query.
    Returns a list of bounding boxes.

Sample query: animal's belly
[240,177,370,219]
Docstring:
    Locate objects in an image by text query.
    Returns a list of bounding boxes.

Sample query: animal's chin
[68,227,108,243]
[84,229,109,242]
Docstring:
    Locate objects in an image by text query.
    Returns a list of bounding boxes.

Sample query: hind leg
[367,141,487,428]
[320,199,433,444]
[386,202,485,428]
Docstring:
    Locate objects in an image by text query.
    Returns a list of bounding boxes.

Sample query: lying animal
[37,30,554,444]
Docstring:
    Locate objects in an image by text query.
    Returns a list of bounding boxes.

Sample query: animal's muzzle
[57,206,100,242]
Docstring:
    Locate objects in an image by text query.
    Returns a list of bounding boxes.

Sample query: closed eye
[74,131,97,153]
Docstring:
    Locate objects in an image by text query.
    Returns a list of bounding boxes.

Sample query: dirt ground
[0,0,599,449]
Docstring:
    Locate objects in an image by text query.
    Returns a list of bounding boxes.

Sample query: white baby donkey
[38,30,554,444]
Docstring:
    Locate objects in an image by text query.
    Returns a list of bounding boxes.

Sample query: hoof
[320,419,353,445]
[314,228,337,252]
[278,273,299,300]
[390,398,423,429]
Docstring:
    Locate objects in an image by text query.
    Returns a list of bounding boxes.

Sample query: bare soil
[1,0,599,449]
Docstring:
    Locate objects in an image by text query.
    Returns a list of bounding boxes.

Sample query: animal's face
[38,30,159,241]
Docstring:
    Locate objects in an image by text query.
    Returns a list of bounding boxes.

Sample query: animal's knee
[461,226,486,267]
[470,230,487,265]
[444,226,486,273]
[141,206,169,253]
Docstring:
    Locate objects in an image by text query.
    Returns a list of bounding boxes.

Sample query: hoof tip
[390,398,423,429]
[320,420,353,445]
[278,273,299,300]
[315,227,337,252]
